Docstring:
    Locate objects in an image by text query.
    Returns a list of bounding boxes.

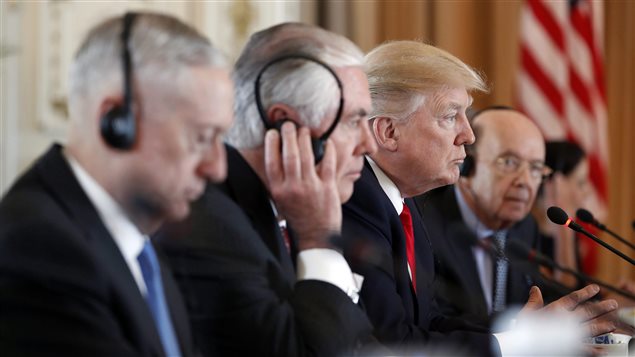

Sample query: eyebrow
[346,108,368,119]
[498,150,545,164]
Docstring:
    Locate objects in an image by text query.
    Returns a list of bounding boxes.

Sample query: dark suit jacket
[156,145,374,357]
[341,161,500,357]
[414,185,539,327]
[414,185,570,328]
[0,145,193,357]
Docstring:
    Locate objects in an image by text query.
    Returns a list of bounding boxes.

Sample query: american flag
[516,0,607,274]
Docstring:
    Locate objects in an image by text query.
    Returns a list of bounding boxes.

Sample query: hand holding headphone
[254,54,345,164]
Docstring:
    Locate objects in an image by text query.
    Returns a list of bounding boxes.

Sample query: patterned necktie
[399,203,416,291]
[491,231,508,314]
[137,240,181,356]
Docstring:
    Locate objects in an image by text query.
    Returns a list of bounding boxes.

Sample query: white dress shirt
[367,158,415,280]
[454,185,510,314]
[65,151,148,296]
[269,200,363,303]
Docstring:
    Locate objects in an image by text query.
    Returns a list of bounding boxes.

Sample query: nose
[512,163,532,187]
[455,114,475,146]
[355,120,378,155]
[197,139,227,183]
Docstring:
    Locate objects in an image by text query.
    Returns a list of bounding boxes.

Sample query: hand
[519,285,619,337]
[264,122,341,251]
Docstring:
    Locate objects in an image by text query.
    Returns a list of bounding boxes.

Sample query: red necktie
[279,221,291,254]
[399,203,416,291]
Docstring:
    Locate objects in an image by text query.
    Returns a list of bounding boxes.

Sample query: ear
[267,104,300,126]
[98,96,124,120]
[372,116,400,151]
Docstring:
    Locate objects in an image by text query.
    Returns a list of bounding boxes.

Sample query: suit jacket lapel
[223,146,296,280]
[35,145,165,356]
[441,188,489,313]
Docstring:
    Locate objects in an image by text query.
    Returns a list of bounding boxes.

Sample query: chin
[166,203,191,222]
[339,185,354,203]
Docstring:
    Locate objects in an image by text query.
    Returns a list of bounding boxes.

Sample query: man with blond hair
[341,40,618,356]
[0,12,233,356]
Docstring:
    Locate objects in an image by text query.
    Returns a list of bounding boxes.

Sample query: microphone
[547,206,635,266]
[507,240,635,302]
[576,208,635,251]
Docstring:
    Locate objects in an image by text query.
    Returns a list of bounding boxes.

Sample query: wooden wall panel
[329,0,634,283]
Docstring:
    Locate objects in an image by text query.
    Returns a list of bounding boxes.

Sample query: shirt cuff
[296,248,363,303]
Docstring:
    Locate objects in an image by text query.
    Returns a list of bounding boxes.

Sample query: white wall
[0,0,316,195]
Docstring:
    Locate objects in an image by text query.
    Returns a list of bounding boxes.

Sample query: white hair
[225,22,364,149]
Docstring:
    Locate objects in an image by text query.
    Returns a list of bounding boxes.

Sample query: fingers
[280,122,301,180]
[550,284,601,312]
[518,286,544,318]
[264,128,283,187]
[296,126,316,180]
[582,313,617,337]
[525,286,544,309]
[574,299,618,323]
[316,139,336,184]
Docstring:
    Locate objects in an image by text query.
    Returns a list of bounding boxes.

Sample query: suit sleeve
[156,189,375,357]
[0,219,139,357]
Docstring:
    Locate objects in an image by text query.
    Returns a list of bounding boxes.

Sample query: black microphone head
[547,206,569,225]
[576,208,595,224]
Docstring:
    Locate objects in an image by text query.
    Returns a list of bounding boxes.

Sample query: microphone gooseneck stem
[603,226,635,251]
[546,255,635,301]
[575,227,635,266]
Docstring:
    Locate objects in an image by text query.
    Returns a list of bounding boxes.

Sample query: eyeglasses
[493,154,553,180]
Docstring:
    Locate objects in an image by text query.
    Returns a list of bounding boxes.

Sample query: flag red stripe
[570,6,607,104]
[521,45,565,116]
[527,0,565,51]
[569,66,594,115]
[587,153,608,200]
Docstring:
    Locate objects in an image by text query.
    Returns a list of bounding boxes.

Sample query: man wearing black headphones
[0,13,233,356]
[156,23,378,356]
[416,107,567,328]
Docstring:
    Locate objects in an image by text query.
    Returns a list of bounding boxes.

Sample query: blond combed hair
[365,40,488,121]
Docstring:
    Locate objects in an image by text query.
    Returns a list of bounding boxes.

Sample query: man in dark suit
[156,23,378,356]
[0,13,233,356]
[415,108,570,328]
[342,40,619,356]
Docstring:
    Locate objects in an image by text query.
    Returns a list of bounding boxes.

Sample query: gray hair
[68,12,226,122]
[225,22,364,149]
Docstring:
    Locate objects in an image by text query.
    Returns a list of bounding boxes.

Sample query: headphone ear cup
[100,106,136,150]
[273,118,294,132]
[460,155,475,177]
[311,138,325,164]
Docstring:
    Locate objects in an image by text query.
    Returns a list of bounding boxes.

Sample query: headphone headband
[253,54,345,142]
[121,12,136,114]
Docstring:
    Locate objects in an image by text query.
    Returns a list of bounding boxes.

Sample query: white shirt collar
[64,150,147,295]
[367,157,404,214]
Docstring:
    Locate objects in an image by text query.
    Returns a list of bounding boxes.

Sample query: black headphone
[254,54,345,164]
[460,155,475,177]
[100,12,137,150]
[460,105,516,177]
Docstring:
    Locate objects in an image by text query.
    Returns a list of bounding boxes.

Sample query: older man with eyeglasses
[415,106,571,328]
